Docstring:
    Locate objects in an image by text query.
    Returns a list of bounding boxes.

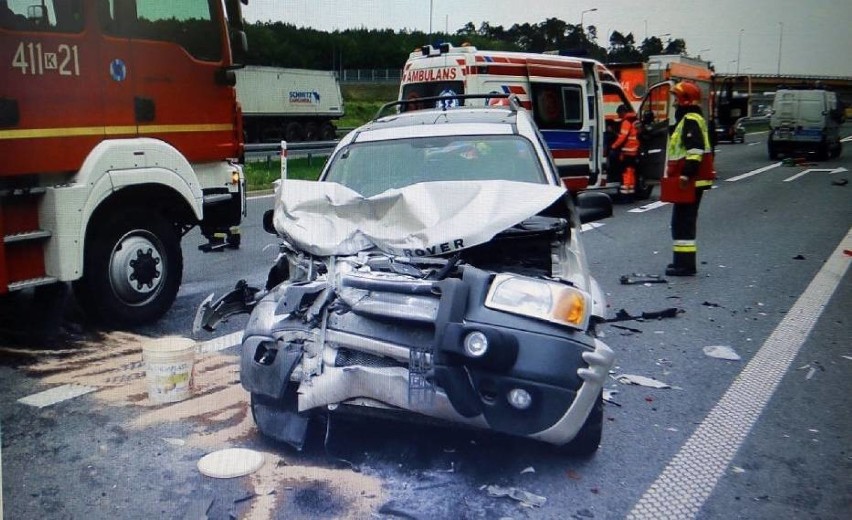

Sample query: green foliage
[244,157,325,191]
[242,18,690,69]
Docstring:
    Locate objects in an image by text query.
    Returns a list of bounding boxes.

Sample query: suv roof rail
[374,93,521,120]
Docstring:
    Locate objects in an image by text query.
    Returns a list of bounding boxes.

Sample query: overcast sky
[243,0,852,77]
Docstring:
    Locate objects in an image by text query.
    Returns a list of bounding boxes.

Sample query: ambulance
[399,44,643,197]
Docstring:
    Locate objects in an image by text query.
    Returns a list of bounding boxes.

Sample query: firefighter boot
[666,252,697,276]
[620,166,636,197]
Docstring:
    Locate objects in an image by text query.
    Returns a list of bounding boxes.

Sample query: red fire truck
[0,0,248,326]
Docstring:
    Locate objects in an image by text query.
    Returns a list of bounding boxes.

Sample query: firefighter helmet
[671,81,701,106]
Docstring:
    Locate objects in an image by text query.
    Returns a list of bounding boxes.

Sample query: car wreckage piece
[196,179,614,454]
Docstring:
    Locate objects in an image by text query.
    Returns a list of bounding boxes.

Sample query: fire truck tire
[74,209,182,327]
[284,122,304,142]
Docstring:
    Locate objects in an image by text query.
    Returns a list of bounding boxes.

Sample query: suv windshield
[323,135,546,197]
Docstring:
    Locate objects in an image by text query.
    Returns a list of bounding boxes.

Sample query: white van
[768,88,844,160]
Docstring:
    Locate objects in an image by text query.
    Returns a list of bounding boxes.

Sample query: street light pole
[736,29,743,76]
[777,22,784,76]
[580,8,597,30]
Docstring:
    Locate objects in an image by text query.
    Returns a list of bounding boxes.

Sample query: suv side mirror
[263,209,277,235]
[576,192,613,224]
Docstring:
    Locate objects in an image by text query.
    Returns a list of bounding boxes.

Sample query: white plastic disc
[197,448,265,478]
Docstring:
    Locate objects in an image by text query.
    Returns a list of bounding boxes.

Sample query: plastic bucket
[142,337,197,403]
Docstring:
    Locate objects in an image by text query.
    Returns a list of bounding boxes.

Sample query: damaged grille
[334,348,405,369]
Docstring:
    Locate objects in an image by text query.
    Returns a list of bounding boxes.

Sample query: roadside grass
[244,157,325,191]
[340,83,400,128]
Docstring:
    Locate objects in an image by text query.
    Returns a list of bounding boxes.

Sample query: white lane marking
[580,222,605,233]
[18,384,98,408]
[726,162,782,182]
[628,227,852,519]
[784,166,848,182]
[841,135,852,143]
[17,332,243,408]
[629,201,669,213]
[747,142,760,146]
[199,331,243,354]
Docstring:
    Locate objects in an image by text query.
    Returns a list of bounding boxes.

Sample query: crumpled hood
[273,179,567,257]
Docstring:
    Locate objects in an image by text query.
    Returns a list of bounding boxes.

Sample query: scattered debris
[520,467,536,475]
[703,345,742,361]
[731,466,746,474]
[620,273,667,285]
[832,178,848,186]
[603,389,621,406]
[566,470,582,480]
[793,254,806,260]
[610,324,643,334]
[162,437,186,447]
[842,355,852,361]
[702,301,723,308]
[797,361,825,380]
[484,485,547,508]
[197,448,266,479]
[606,308,681,323]
[233,492,256,504]
[615,374,671,389]
[378,500,421,519]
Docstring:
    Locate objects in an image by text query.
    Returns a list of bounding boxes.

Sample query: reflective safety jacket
[666,111,715,187]
[612,112,639,156]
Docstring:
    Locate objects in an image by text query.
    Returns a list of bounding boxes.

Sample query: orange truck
[0,0,249,326]
[609,54,714,116]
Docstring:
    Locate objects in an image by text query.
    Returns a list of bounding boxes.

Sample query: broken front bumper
[239,265,614,446]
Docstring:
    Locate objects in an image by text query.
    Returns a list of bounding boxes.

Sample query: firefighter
[611,104,639,198]
[664,81,714,276]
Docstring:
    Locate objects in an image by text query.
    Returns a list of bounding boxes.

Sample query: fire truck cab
[400,44,641,197]
[0,0,248,326]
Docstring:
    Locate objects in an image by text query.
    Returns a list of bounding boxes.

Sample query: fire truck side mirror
[228,30,248,64]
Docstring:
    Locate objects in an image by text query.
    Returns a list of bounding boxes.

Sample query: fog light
[508,388,532,410]
[463,331,488,357]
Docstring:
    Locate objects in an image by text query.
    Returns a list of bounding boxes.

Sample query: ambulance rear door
[399,53,466,111]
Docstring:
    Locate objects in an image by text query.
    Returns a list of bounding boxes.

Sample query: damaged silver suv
[196,95,615,455]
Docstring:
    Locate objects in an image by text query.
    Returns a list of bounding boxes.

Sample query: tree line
[243,16,689,70]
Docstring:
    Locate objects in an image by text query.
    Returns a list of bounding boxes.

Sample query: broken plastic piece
[197,448,265,478]
[615,374,671,389]
[620,273,667,285]
[485,485,547,508]
[703,345,741,361]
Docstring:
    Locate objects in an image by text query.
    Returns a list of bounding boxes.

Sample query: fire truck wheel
[74,209,182,327]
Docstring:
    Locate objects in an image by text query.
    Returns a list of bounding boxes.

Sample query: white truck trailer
[236,66,344,143]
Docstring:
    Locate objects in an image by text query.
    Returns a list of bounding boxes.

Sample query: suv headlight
[484,274,591,330]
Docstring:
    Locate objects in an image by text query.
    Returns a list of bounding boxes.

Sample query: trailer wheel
[303,122,318,141]
[285,122,304,142]
[320,122,337,141]
[74,208,182,327]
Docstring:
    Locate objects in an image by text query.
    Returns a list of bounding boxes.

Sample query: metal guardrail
[245,140,338,154]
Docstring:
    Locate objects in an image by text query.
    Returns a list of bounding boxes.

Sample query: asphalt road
[1,129,850,519]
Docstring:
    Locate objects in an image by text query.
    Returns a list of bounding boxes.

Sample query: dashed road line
[580,222,605,233]
[725,162,782,182]
[628,201,669,213]
[628,226,851,519]
[17,384,98,408]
